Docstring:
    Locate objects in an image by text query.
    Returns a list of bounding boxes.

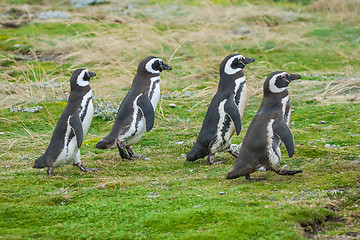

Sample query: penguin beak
[287,74,301,82]
[89,72,96,78]
[242,57,255,65]
[161,63,172,71]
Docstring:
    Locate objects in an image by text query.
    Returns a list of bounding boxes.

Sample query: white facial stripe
[145,58,162,74]
[268,72,287,93]
[76,69,90,87]
[224,55,244,75]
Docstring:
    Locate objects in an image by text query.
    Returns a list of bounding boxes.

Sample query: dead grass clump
[309,0,360,15]
[0,57,69,109]
[321,78,360,102]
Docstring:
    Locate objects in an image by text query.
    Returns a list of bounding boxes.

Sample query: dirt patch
[301,215,344,238]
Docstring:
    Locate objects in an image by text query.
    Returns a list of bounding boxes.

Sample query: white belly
[82,100,93,136]
[149,76,160,109]
[237,83,248,118]
[124,117,146,146]
[267,119,281,170]
[118,95,146,146]
[53,121,79,167]
[80,90,94,136]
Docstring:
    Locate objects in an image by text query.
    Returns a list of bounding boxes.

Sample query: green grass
[1,0,360,239]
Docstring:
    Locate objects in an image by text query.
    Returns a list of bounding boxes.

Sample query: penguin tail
[95,137,115,149]
[226,156,256,180]
[186,143,207,162]
[226,167,243,179]
[33,155,48,169]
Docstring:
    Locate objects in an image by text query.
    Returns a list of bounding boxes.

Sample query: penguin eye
[281,75,286,79]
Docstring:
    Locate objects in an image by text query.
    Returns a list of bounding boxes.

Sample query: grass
[1,0,360,239]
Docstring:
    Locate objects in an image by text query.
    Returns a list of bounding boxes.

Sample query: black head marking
[138,56,172,74]
[220,54,255,76]
[264,71,301,94]
[70,68,96,89]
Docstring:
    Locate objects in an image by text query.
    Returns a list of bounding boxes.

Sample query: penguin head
[220,54,255,76]
[70,68,96,89]
[264,71,301,94]
[140,56,172,74]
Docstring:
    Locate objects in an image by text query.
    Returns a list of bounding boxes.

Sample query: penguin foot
[47,166,54,175]
[207,154,215,165]
[276,169,303,176]
[126,146,145,159]
[116,141,132,160]
[75,163,100,172]
[245,174,266,181]
[228,150,239,158]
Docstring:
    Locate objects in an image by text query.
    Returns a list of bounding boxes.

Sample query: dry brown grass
[1,1,359,108]
[309,0,360,22]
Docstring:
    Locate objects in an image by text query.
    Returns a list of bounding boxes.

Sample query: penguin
[226,71,303,180]
[33,68,98,175]
[186,54,255,165]
[95,56,172,159]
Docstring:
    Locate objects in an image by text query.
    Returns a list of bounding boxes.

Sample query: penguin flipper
[224,96,242,135]
[273,119,295,158]
[69,111,84,148]
[137,94,155,132]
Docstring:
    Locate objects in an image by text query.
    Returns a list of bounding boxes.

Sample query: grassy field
[1,0,359,239]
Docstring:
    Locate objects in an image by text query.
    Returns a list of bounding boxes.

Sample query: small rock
[37,11,70,19]
[232,27,252,35]
[319,121,327,124]
[219,192,225,195]
[0,132,4,135]
[144,157,151,161]
[169,103,176,108]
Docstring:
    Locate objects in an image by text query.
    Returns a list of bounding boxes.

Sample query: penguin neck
[68,86,91,102]
[132,72,160,88]
[261,91,289,109]
[218,72,243,91]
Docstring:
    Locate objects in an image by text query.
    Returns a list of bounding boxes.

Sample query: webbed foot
[228,149,239,158]
[126,146,145,159]
[75,163,100,172]
[47,166,54,175]
[116,140,132,160]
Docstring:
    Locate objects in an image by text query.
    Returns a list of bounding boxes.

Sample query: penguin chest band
[266,119,281,169]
